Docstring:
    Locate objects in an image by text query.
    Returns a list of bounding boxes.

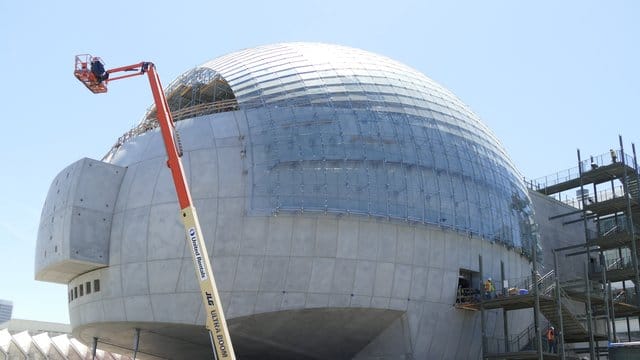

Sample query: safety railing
[586,217,632,241]
[608,257,624,271]
[485,323,544,354]
[604,225,620,237]
[510,323,538,351]
[509,270,556,297]
[455,271,556,306]
[525,166,581,192]
[102,98,241,161]
[605,255,633,272]
[612,289,637,305]
[579,150,634,174]
[559,185,627,210]
[526,149,636,192]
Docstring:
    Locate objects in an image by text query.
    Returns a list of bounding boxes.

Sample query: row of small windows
[69,279,100,302]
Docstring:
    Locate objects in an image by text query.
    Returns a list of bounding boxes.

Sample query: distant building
[0,300,12,323]
[0,319,134,359]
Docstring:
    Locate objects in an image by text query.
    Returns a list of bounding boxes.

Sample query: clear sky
[0,1,638,324]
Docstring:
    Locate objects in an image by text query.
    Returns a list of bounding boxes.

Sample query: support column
[584,262,596,360]
[501,261,509,352]
[92,337,98,360]
[479,255,487,358]
[619,137,640,336]
[609,281,617,342]
[532,234,543,360]
[133,328,140,360]
[600,252,612,344]
[553,250,565,359]
[620,137,640,307]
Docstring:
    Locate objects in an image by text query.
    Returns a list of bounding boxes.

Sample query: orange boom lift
[74,55,235,359]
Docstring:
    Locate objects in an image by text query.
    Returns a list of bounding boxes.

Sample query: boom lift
[74,55,235,359]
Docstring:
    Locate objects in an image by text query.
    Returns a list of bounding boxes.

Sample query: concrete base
[74,308,404,359]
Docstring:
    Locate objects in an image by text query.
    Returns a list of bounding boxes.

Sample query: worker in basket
[91,58,109,83]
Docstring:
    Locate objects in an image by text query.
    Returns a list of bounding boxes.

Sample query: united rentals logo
[189,228,207,280]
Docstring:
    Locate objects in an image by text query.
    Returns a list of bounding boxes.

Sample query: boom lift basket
[74,54,108,94]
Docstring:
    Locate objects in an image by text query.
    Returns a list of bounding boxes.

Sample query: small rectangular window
[86,281,92,294]
[69,290,73,302]
[74,287,78,299]
[94,279,100,292]
[79,284,84,296]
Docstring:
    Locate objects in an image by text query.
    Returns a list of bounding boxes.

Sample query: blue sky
[0,1,638,324]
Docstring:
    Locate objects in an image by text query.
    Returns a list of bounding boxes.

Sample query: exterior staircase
[537,296,593,343]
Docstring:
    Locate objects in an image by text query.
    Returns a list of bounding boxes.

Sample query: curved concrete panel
[35,158,125,283]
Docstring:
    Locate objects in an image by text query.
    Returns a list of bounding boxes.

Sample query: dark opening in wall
[455,268,480,304]
[143,67,237,126]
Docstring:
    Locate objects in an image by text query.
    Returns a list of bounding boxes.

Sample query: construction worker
[545,326,556,353]
[91,59,109,83]
[484,278,495,299]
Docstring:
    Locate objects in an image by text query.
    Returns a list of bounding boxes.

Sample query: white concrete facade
[36,113,532,359]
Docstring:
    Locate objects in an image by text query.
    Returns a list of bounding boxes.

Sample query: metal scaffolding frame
[103,66,239,162]
[459,136,640,359]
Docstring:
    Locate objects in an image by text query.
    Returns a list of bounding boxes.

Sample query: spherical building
[36,43,538,359]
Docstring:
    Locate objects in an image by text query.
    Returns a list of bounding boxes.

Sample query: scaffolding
[102,66,239,162]
[457,136,640,359]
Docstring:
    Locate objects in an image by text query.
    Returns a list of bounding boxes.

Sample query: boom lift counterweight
[74,55,235,359]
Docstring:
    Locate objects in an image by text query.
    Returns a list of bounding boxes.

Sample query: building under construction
[34,42,639,359]
[36,42,540,359]
[455,136,640,359]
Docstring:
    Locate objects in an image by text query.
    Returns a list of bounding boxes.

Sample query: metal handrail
[612,289,637,305]
[607,257,624,271]
[603,225,620,237]
[510,323,537,351]
[525,149,638,195]
[486,323,542,353]
[102,98,241,162]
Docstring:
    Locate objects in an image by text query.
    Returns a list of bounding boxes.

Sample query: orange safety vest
[546,328,555,341]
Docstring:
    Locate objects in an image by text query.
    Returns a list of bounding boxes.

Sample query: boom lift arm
[74,55,235,359]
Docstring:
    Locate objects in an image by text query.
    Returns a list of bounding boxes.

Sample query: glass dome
[130,42,537,256]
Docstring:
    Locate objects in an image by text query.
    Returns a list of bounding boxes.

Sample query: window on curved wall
[68,278,101,302]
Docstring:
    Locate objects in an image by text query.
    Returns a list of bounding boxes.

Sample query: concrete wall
[529,190,588,280]
[35,158,125,283]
